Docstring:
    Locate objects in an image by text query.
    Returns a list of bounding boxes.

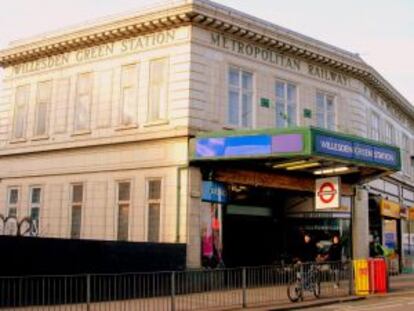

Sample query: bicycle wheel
[287,282,302,302]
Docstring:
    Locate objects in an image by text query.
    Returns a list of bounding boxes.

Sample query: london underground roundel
[315,177,341,210]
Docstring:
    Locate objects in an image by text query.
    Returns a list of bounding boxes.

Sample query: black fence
[0,236,186,276]
[0,262,352,310]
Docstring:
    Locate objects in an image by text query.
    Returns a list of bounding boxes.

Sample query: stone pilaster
[352,187,370,259]
[186,167,202,268]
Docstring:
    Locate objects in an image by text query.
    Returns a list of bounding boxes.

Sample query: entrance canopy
[190,127,400,191]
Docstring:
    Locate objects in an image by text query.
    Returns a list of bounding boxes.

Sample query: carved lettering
[13,30,177,76]
[209,32,350,86]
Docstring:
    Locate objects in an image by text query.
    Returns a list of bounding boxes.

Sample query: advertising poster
[200,202,223,268]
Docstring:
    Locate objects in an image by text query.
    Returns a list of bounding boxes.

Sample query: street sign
[315,177,341,210]
[202,181,228,203]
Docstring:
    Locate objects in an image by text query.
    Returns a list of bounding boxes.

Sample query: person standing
[327,235,342,262]
[326,235,342,288]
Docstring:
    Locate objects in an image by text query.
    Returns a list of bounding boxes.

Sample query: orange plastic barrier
[369,258,388,293]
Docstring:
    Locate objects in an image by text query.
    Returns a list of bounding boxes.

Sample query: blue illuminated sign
[195,134,303,158]
[192,128,400,171]
[196,135,271,158]
[315,134,399,168]
[202,181,228,203]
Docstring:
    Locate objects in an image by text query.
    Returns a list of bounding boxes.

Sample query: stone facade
[0,0,413,268]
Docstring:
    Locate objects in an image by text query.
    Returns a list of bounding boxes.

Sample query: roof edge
[0,0,412,119]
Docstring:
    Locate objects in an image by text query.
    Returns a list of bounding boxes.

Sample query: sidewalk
[388,273,414,292]
[241,273,414,310]
[239,296,364,311]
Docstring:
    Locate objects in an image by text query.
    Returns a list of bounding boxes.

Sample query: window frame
[226,65,255,129]
[74,72,93,133]
[95,70,114,129]
[12,84,30,140]
[53,77,71,134]
[147,57,169,123]
[274,79,298,128]
[315,90,336,131]
[119,64,139,127]
[69,183,84,239]
[370,110,381,141]
[28,186,42,235]
[145,177,163,243]
[7,186,20,218]
[384,121,396,145]
[34,80,52,138]
[401,133,411,176]
[116,180,132,241]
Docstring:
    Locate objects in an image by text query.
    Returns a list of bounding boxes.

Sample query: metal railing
[0,261,352,310]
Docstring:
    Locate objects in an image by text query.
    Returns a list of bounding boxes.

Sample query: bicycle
[287,263,321,302]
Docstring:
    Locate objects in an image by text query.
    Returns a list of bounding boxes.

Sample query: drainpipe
[176,166,188,243]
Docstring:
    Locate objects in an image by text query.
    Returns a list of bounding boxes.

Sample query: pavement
[304,289,414,311]
[242,273,414,311]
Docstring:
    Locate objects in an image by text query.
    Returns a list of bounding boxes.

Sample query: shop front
[191,127,401,268]
[403,205,414,272]
[369,196,404,273]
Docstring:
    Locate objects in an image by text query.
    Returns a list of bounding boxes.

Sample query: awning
[190,127,401,186]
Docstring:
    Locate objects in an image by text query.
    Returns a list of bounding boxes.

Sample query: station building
[0,0,413,270]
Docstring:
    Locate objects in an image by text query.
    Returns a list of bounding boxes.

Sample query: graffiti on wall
[0,214,38,237]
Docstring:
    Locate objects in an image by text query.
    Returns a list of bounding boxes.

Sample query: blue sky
[0,0,413,103]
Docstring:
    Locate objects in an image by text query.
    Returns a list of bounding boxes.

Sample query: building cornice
[0,0,413,119]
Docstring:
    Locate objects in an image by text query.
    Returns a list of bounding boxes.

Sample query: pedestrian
[298,234,318,289]
[326,235,342,262]
[301,233,318,263]
[325,235,342,288]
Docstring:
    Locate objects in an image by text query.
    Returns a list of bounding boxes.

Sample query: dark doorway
[223,211,276,267]
[221,185,287,267]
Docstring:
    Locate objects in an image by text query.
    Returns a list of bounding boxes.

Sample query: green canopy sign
[191,127,400,171]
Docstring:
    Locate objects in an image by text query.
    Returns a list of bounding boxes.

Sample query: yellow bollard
[353,259,370,295]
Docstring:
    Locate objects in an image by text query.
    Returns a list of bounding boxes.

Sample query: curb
[369,288,414,298]
[268,296,365,310]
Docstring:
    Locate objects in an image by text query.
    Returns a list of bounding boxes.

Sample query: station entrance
[222,186,289,267]
[219,183,351,267]
[192,127,401,268]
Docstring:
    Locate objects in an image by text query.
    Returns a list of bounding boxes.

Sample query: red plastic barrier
[369,258,388,293]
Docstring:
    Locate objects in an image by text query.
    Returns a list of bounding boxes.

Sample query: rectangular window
[402,133,411,175]
[70,184,83,239]
[316,92,335,130]
[275,81,297,128]
[74,73,92,132]
[147,179,162,242]
[148,58,168,122]
[7,187,19,218]
[96,70,113,128]
[34,81,52,136]
[411,157,414,180]
[13,85,30,139]
[29,187,41,234]
[117,181,131,241]
[228,67,253,128]
[370,111,380,140]
[384,121,395,145]
[54,78,71,133]
[120,64,138,126]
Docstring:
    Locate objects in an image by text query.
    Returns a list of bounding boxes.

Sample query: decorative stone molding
[0,0,412,118]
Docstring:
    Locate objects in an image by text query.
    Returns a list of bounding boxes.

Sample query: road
[301,289,414,311]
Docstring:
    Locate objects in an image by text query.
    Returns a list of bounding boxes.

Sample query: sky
[0,0,413,103]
